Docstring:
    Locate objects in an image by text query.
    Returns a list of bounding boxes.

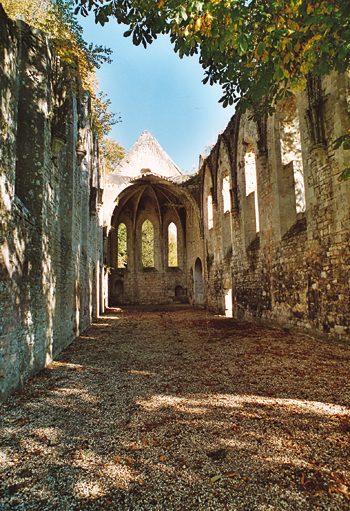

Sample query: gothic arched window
[168,222,178,267]
[117,223,127,268]
[142,219,154,267]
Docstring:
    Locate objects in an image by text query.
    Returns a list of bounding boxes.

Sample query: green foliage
[3,0,117,137]
[100,136,125,173]
[117,223,127,268]
[92,93,121,137]
[74,0,350,118]
[333,129,350,181]
[142,219,154,267]
[338,167,350,182]
[74,0,350,181]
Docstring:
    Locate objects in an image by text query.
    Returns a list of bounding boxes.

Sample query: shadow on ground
[0,306,349,510]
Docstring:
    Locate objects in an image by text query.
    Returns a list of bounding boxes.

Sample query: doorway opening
[194,258,204,305]
[224,278,233,317]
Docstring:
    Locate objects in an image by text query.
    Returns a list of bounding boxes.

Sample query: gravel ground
[0,305,349,511]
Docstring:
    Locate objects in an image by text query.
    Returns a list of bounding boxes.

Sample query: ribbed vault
[111,175,190,235]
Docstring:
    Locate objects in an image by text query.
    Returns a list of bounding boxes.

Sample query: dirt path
[1,305,349,510]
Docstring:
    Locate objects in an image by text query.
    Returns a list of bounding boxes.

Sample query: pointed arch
[202,162,214,233]
[244,138,260,234]
[168,222,178,267]
[201,160,215,209]
[222,172,231,213]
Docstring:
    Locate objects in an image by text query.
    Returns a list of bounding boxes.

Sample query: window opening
[244,143,260,232]
[168,222,178,267]
[117,223,127,268]
[222,174,231,213]
[280,99,305,213]
[142,219,154,267]
[207,194,213,229]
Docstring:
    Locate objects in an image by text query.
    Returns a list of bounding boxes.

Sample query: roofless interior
[108,175,202,306]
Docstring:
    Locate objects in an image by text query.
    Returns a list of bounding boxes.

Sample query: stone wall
[104,73,349,345]
[197,74,350,343]
[2,3,349,404]
[0,6,104,403]
[107,174,199,306]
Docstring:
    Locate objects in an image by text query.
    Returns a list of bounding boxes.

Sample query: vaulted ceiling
[111,175,188,233]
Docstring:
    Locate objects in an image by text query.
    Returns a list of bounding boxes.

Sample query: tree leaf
[338,166,350,182]
[256,42,266,56]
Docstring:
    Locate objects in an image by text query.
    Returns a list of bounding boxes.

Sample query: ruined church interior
[1,4,350,404]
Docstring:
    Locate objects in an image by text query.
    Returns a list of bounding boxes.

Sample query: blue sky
[78,15,235,174]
